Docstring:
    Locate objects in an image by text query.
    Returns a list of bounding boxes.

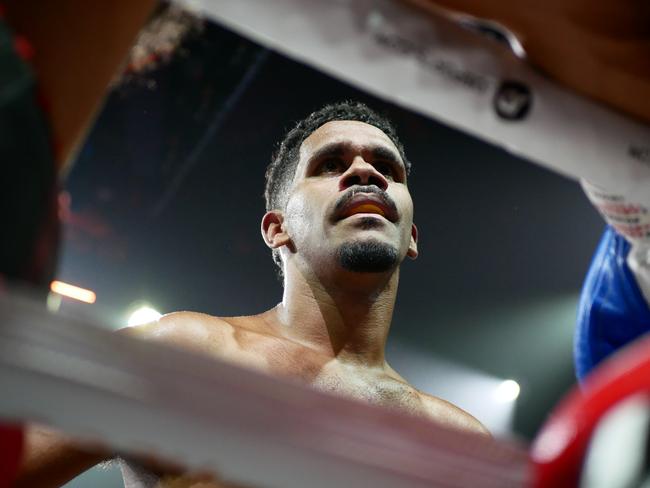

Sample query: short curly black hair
[264,101,411,273]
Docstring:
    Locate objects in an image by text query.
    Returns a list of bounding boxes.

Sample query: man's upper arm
[421,394,491,437]
[15,424,111,488]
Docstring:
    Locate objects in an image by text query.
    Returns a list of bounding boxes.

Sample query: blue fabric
[575,227,650,382]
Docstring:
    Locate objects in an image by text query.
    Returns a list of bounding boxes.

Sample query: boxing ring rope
[0,295,528,487]
[179,0,650,208]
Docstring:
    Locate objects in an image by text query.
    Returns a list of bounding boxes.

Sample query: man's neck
[274,261,399,368]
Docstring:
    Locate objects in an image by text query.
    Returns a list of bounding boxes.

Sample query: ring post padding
[532,334,650,487]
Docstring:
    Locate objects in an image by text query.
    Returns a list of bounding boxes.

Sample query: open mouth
[333,189,399,223]
[336,194,397,223]
[346,203,386,218]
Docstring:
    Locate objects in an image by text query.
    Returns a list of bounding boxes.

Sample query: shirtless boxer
[16,101,488,488]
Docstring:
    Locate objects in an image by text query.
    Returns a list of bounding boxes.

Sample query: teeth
[350,204,385,216]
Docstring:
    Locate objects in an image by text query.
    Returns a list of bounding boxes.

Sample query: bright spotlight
[127,306,162,327]
[50,280,96,304]
[494,379,521,403]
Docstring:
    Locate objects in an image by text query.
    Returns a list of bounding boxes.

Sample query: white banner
[180,0,650,208]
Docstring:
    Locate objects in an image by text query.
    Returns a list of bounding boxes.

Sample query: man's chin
[336,239,399,273]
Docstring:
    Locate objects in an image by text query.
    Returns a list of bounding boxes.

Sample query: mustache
[333,185,399,218]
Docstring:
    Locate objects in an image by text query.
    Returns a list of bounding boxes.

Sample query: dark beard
[337,240,398,273]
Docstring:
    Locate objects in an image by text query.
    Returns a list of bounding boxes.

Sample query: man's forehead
[299,120,400,159]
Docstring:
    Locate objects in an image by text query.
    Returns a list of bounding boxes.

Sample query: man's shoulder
[121,311,230,338]
[418,392,491,437]
[119,311,246,354]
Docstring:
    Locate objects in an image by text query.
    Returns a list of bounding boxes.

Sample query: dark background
[58,19,604,442]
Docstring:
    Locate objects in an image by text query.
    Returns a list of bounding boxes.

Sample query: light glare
[50,280,96,304]
[127,306,162,327]
[495,379,520,403]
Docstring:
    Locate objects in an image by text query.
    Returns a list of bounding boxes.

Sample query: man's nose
[339,157,388,191]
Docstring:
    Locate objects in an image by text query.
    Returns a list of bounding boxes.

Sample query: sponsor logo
[372,31,490,93]
[629,145,650,164]
[493,80,532,121]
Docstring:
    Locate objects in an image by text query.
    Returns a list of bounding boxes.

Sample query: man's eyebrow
[308,142,403,166]
[372,146,403,166]
[307,143,346,164]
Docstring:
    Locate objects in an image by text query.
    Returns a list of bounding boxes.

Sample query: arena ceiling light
[50,280,96,304]
[494,379,521,403]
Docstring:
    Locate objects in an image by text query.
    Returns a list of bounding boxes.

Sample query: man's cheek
[285,196,316,243]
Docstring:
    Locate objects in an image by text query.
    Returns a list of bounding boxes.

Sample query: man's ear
[261,211,292,250]
[407,223,418,259]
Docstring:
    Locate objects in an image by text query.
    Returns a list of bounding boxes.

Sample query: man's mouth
[346,203,386,217]
[336,193,398,222]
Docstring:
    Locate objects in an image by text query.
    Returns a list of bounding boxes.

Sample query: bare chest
[309,364,425,414]
[217,331,427,415]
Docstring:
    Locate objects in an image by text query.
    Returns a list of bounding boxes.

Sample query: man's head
[262,101,418,279]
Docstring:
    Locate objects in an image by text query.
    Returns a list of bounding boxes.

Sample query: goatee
[337,240,398,273]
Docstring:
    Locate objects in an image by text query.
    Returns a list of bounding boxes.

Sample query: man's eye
[319,159,344,174]
[375,162,395,179]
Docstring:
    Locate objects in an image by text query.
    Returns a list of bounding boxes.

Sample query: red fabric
[0,423,24,488]
[13,35,34,62]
